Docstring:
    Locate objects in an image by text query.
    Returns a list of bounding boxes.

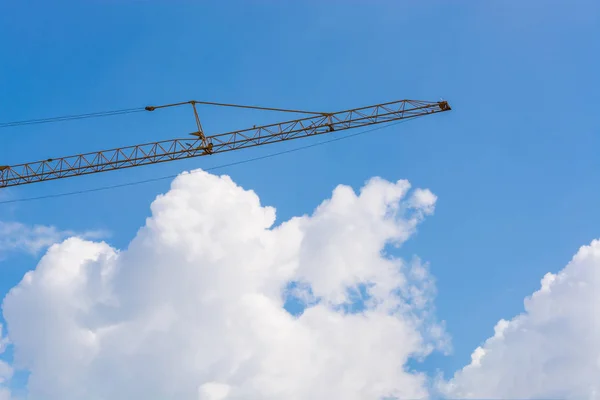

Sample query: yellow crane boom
[0,99,451,188]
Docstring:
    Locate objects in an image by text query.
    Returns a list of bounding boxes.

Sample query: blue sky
[0,0,599,394]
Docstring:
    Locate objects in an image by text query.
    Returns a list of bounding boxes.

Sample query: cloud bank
[2,169,598,399]
[2,170,444,400]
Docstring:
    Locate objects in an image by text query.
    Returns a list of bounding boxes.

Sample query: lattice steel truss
[0,99,451,188]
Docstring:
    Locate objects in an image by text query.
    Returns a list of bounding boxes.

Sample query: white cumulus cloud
[440,239,600,399]
[2,170,445,400]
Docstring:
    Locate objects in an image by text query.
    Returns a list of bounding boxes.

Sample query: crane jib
[0,99,451,188]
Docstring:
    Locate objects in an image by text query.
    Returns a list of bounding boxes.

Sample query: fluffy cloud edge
[0,220,109,260]
[438,239,600,399]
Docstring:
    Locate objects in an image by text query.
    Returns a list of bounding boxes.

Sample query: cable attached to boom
[0,100,324,129]
[0,107,146,128]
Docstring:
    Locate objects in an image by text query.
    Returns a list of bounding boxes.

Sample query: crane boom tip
[438,101,451,111]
